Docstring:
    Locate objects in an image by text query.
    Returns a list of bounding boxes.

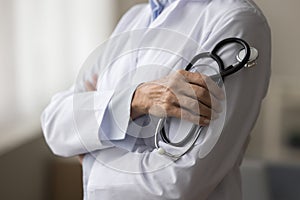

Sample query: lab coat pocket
[86,149,141,200]
[87,184,139,200]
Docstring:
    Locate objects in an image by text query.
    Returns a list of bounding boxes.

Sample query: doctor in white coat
[41,0,271,199]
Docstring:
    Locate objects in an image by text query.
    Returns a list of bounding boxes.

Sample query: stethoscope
[154,37,259,160]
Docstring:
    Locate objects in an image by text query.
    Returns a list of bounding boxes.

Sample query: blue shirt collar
[149,0,177,21]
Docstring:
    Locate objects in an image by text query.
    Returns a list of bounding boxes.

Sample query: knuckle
[201,74,209,82]
[168,78,177,88]
[192,101,199,110]
[164,92,173,103]
[162,103,172,112]
[174,69,185,79]
[207,92,212,102]
[206,109,212,119]
[177,96,186,106]
[176,69,185,75]
[197,87,206,97]
[181,110,189,119]
[200,75,209,86]
[204,89,210,99]
[194,72,201,79]
[183,98,191,108]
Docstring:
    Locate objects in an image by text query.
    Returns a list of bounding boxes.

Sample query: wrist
[131,84,149,119]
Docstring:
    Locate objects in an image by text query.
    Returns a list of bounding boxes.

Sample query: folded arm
[84,8,271,199]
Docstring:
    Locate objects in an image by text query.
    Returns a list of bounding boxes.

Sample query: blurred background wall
[0,0,300,199]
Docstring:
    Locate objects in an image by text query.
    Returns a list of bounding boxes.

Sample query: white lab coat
[41,0,271,199]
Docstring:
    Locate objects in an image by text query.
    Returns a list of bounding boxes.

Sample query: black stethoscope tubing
[157,37,252,150]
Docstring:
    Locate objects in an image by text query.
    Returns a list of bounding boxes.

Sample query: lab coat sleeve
[41,5,145,157]
[40,85,115,157]
[182,9,271,198]
[163,9,271,199]
[85,8,271,200]
[41,81,141,157]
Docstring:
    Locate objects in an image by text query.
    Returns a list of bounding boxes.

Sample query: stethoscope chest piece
[237,47,259,68]
[157,147,166,155]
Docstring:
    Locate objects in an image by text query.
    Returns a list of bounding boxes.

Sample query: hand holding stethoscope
[131,66,223,126]
[155,38,259,160]
[131,38,259,160]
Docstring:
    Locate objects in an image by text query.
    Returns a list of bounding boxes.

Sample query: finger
[201,74,225,100]
[92,74,98,88]
[179,84,222,113]
[177,70,224,100]
[192,85,223,113]
[85,81,96,91]
[174,95,212,119]
[78,155,85,165]
[168,106,210,126]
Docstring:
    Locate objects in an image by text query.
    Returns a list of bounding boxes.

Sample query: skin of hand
[78,74,98,164]
[84,74,98,91]
[131,69,224,126]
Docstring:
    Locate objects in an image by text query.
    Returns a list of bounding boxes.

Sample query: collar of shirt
[148,0,208,25]
[149,0,177,21]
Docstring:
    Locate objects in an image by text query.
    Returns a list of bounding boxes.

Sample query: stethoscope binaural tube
[211,37,251,78]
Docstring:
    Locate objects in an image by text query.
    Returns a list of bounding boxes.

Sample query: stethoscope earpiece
[237,47,259,68]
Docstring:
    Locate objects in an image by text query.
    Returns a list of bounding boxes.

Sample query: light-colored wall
[254,0,300,77]
[246,0,300,162]
[0,0,18,126]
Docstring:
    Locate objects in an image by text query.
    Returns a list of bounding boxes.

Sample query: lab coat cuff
[72,91,115,153]
[99,84,140,141]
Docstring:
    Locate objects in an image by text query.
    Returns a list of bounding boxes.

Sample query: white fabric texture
[41,0,271,199]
